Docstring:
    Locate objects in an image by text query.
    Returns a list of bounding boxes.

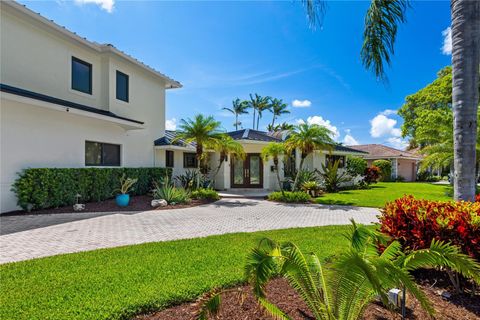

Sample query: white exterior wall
[0,4,173,212]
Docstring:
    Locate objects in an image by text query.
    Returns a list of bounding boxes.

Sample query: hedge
[379,195,480,260]
[12,167,171,211]
[372,159,392,182]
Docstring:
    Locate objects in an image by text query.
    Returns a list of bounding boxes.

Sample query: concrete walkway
[0,199,379,264]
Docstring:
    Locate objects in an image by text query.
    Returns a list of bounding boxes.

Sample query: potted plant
[115,174,138,207]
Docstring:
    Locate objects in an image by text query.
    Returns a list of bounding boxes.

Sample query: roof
[227,129,282,142]
[1,83,144,125]
[2,1,181,89]
[333,144,368,154]
[348,144,423,159]
[154,130,195,148]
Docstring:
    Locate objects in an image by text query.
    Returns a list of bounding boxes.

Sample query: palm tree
[222,98,249,131]
[198,220,480,320]
[270,98,290,128]
[285,122,334,190]
[247,94,270,130]
[175,115,223,188]
[299,0,479,200]
[211,135,245,181]
[261,142,286,196]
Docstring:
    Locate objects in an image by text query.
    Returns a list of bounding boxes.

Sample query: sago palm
[175,115,223,188]
[285,123,334,190]
[211,134,245,182]
[197,220,480,320]
[222,98,249,130]
[270,98,290,128]
[300,0,479,200]
[261,142,287,196]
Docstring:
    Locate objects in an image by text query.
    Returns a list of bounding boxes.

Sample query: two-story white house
[0,1,181,212]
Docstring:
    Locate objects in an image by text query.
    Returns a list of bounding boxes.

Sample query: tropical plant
[346,156,367,178]
[247,94,271,130]
[267,191,311,203]
[175,115,223,188]
[152,180,190,204]
[198,220,480,320]
[372,159,392,182]
[301,180,322,197]
[222,98,249,130]
[364,166,381,185]
[285,122,334,190]
[174,170,199,190]
[319,160,350,193]
[115,174,138,194]
[295,169,319,189]
[190,188,220,201]
[211,135,245,182]
[261,142,287,197]
[269,98,290,128]
[299,0,479,201]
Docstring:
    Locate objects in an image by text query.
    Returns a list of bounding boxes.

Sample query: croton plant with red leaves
[476,194,480,202]
[379,195,480,261]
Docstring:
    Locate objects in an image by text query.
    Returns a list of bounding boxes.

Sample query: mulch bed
[136,277,480,320]
[3,195,215,216]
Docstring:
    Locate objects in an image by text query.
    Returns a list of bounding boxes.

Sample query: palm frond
[361,0,409,81]
[195,288,222,320]
[300,0,327,29]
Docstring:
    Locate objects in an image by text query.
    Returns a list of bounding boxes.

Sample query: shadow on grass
[315,199,356,206]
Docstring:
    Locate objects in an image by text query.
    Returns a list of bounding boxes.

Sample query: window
[72,57,92,94]
[116,71,129,102]
[325,155,345,168]
[166,150,174,168]
[85,141,121,166]
[183,153,197,168]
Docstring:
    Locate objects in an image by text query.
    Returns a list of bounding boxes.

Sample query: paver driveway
[0,198,379,263]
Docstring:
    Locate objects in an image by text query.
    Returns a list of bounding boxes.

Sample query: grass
[314,182,452,208]
[0,225,358,320]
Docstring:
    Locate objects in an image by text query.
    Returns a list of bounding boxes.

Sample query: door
[231,154,263,188]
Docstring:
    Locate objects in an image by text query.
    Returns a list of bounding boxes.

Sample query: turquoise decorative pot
[116,194,130,207]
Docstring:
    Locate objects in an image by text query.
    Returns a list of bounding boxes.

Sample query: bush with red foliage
[476,194,480,202]
[363,166,380,184]
[379,195,480,261]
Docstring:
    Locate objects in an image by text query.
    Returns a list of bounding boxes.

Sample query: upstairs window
[325,155,345,168]
[116,71,129,102]
[72,57,92,94]
[85,141,121,166]
[183,153,197,168]
[166,150,174,168]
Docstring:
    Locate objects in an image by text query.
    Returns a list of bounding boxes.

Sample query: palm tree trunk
[196,145,203,189]
[293,155,306,191]
[257,113,260,130]
[253,108,256,129]
[213,154,225,183]
[271,115,276,128]
[451,0,480,201]
[274,159,285,197]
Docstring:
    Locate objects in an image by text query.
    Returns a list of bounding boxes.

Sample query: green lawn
[314,182,452,208]
[0,225,357,320]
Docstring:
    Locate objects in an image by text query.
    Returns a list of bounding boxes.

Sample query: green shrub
[372,160,392,182]
[319,160,350,193]
[268,191,311,203]
[190,188,220,201]
[152,183,190,204]
[12,167,171,211]
[346,156,367,177]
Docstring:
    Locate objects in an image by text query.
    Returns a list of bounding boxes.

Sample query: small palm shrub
[191,188,220,201]
[115,174,137,194]
[174,170,199,190]
[301,181,322,197]
[268,191,311,203]
[373,159,392,182]
[295,169,319,191]
[318,160,350,193]
[198,220,480,320]
[152,181,190,204]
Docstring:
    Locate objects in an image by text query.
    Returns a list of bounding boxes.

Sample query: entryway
[231,153,263,188]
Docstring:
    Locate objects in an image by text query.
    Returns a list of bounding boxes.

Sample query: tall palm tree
[299,0,479,200]
[175,115,223,188]
[211,135,245,180]
[270,98,290,128]
[261,142,286,196]
[247,94,270,130]
[222,98,249,131]
[285,122,334,190]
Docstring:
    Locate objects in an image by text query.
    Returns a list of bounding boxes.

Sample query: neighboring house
[349,144,423,182]
[155,129,366,190]
[0,1,181,212]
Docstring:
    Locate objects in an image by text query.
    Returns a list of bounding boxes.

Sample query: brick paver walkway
[0,199,379,263]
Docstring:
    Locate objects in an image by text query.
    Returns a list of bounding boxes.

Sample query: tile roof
[333,144,368,154]
[154,130,195,148]
[227,129,282,142]
[1,83,144,125]
[348,144,423,159]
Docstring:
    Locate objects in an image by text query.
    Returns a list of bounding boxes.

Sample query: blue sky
[20,0,452,149]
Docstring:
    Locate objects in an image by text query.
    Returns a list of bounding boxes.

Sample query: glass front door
[231,154,263,188]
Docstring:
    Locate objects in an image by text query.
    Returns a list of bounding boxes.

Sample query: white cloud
[74,0,114,12]
[343,134,359,146]
[380,109,397,116]
[387,137,408,150]
[292,99,312,108]
[297,116,340,139]
[370,114,401,138]
[442,27,452,55]
[165,118,176,130]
